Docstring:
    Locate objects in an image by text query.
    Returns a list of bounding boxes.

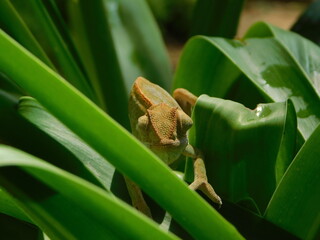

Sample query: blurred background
[238,0,311,36]
[145,0,313,66]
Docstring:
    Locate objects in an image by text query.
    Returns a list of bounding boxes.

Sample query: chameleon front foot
[189,157,222,207]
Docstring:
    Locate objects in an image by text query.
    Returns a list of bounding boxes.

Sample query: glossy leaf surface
[188,96,296,213]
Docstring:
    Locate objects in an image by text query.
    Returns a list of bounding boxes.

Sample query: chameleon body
[127,77,222,217]
[129,77,192,165]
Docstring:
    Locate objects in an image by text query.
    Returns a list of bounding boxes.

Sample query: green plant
[0,0,319,239]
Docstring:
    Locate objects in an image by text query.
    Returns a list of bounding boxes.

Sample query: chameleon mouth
[148,144,185,164]
[144,136,188,148]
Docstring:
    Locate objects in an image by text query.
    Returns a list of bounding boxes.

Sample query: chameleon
[126,77,222,217]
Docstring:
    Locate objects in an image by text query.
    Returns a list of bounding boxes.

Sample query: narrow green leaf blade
[18,96,115,190]
[67,0,129,127]
[0,91,106,189]
[104,0,172,90]
[0,0,54,69]
[0,188,31,223]
[10,0,96,102]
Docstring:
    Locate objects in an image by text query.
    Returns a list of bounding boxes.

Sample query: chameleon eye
[176,109,193,135]
[136,115,149,131]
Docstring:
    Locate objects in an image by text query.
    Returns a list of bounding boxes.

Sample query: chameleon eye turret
[176,109,193,137]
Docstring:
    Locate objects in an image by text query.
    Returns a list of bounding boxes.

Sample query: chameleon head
[135,103,193,165]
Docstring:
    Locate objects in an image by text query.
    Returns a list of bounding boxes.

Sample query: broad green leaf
[0,145,177,240]
[190,0,245,38]
[10,0,96,103]
[245,22,320,97]
[265,123,320,240]
[174,24,320,140]
[0,29,244,239]
[103,0,172,91]
[67,0,129,127]
[18,96,115,190]
[188,96,296,212]
[0,0,54,69]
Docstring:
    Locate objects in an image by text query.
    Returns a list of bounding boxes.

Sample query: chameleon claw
[189,179,222,207]
[188,155,223,207]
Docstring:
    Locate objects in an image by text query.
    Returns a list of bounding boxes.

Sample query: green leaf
[0,145,177,240]
[67,0,130,127]
[40,0,88,76]
[0,91,106,189]
[265,123,320,240]
[10,0,96,102]
[0,188,31,223]
[1,187,41,238]
[67,0,172,127]
[18,96,115,190]
[190,0,245,38]
[103,0,172,91]
[188,96,296,213]
[245,22,320,97]
[174,24,320,140]
[0,28,244,239]
[0,0,54,69]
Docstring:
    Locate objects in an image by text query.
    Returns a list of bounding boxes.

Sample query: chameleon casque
[126,77,222,217]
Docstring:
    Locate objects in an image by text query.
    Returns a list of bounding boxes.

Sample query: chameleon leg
[173,88,197,116]
[184,145,222,207]
[124,176,152,218]
[189,156,222,206]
